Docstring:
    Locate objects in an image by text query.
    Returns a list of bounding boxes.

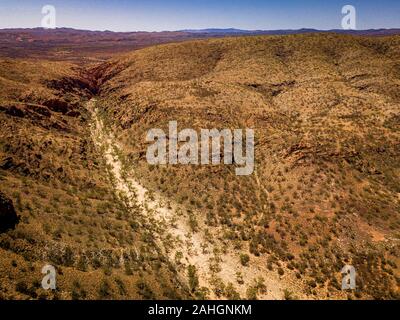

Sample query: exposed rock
[66,110,81,118]
[45,75,96,96]
[31,105,51,117]
[0,157,17,170]
[0,191,19,233]
[43,99,69,114]
[0,104,52,119]
[0,105,26,118]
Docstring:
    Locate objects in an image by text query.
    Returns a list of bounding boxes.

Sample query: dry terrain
[0,32,399,300]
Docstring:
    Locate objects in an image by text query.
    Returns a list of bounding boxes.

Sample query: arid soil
[0,32,399,300]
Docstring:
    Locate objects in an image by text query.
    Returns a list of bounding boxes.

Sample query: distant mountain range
[180,27,400,36]
[0,27,399,61]
[1,27,400,36]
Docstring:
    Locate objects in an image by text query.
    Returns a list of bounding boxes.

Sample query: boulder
[0,191,19,233]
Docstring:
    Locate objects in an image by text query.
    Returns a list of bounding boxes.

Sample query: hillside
[0,28,206,62]
[0,33,399,300]
[1,28,399,62]
[95,33,400,299]
[0,59,189,299]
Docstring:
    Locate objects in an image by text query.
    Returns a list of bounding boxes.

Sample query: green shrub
[240,253,250,266]
[188,265,199,293]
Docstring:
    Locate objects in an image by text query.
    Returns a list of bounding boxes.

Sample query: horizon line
[1,26,400,33]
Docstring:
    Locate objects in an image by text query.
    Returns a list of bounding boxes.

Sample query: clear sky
[0,0,399,31]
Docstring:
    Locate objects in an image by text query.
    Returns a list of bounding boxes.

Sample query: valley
[0,32,399,300]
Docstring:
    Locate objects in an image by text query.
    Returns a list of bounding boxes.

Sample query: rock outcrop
[0,191,19,233]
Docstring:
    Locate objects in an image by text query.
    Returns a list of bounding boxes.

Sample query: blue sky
[0,0,399,31]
